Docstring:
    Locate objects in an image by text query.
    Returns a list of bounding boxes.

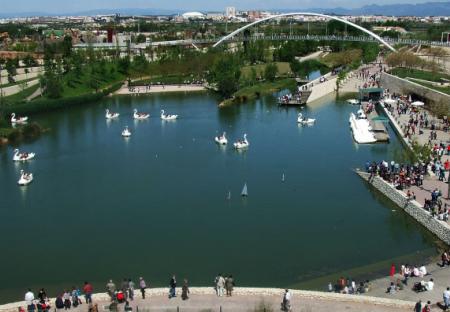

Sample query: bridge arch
[213,12,396,52]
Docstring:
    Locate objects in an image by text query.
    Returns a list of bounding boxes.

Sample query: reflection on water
[0,91,438,303]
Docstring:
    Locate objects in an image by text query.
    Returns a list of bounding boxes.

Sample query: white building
[226,7,236,18]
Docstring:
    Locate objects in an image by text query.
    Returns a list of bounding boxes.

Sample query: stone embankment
[305,72,338,103]
[380,72,450,106]
[0,287,415,312]
[356,170,450,245]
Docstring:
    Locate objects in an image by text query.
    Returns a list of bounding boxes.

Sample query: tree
[62,35,73,57]
[209,55,241,98]
[135,34,146,44]
[264,63,277,82]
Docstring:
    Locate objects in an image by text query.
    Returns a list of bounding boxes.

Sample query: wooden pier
[278,91,311,106]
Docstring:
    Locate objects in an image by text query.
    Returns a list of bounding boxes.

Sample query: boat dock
[278,91,311,106]
[362,102,390,142]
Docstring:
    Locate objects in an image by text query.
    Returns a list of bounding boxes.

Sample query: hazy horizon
[1,0,449,14]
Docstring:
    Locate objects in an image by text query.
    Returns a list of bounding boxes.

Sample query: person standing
[139,277,147,299]
[181,279,190,301]
[282,289,292,312]
[25,289,35,312]
[445,288,450,311]
[121,279,129,300]
[216,274,225,297]
[37,289,47,303]
[128,279,135,301]
[389,263,396,280]
[106,280,116,301]
[169,275,177,299]
[83,282,93,304]
[225,275,234,297]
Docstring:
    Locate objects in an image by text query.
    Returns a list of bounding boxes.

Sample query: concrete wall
[356,170,450,245]
[306,75,337,104]
[0,287,414,312]
[380,72,450,106]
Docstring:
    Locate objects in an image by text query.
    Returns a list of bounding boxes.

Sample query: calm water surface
[0,92,436,302]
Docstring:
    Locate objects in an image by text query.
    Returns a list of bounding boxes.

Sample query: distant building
[226,7,236,18]
[181,12,206,20]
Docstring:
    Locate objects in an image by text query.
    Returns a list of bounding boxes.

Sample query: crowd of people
[328,277,372,295]
[20,274,240,312]
[365,160,449,220]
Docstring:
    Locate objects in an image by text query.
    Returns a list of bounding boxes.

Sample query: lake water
[0,91,436,302]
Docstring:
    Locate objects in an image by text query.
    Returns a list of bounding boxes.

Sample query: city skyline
[1,0,449,14]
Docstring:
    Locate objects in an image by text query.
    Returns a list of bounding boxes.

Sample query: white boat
[11,113,28,124]
[133,109,150,120]
[241,183,248,197]
[160,110,178,120]
[122,126,131,137]
[347,99,360,105]
[215,132,228,145]
[349,109,377,144]
[18,170,33,186]
[297,113,316,125]
[13,149,35,162]
[234,134,249,149]
[105,109,120,119]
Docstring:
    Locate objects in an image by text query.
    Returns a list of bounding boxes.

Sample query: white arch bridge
[214,12,398,51]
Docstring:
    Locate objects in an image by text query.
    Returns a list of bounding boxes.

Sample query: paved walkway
[0,288,415,312]
[367,262,450,310]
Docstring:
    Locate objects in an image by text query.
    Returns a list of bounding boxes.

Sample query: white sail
[241,183,248,197]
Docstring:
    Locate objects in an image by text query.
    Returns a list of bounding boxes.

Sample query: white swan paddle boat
[122,126,131,137]
[133,109,150,120]
[215,132,228,145]
[18,170,33,186]
[105,109,120,119]
[233,134,249,149]
[349,109,377,144]
[297,113,316,125]
[13,149,35,162]
[160,110,178,121]
[11,113,28,124]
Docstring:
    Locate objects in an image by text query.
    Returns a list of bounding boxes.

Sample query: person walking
[139,277,147,299]
[106,280,116,301]
[225,275,234,297]
[83,282,93,304]
[181,279,190,301]
[445,287,450,311]
[216,274,225,297]
[128,279,135,301]
[169,275,176,299]
[281,289,292,312]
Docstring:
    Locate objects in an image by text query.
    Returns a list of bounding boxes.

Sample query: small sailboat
[241,183,248,197]
[282,173,285,182]
[227,191,231,200]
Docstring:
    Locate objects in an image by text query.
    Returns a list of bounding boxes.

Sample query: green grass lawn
[241,62,292,79]
[390,68,450,83]
[2,84,40,105]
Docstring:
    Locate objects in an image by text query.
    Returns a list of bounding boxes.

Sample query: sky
[1,0,448,14]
